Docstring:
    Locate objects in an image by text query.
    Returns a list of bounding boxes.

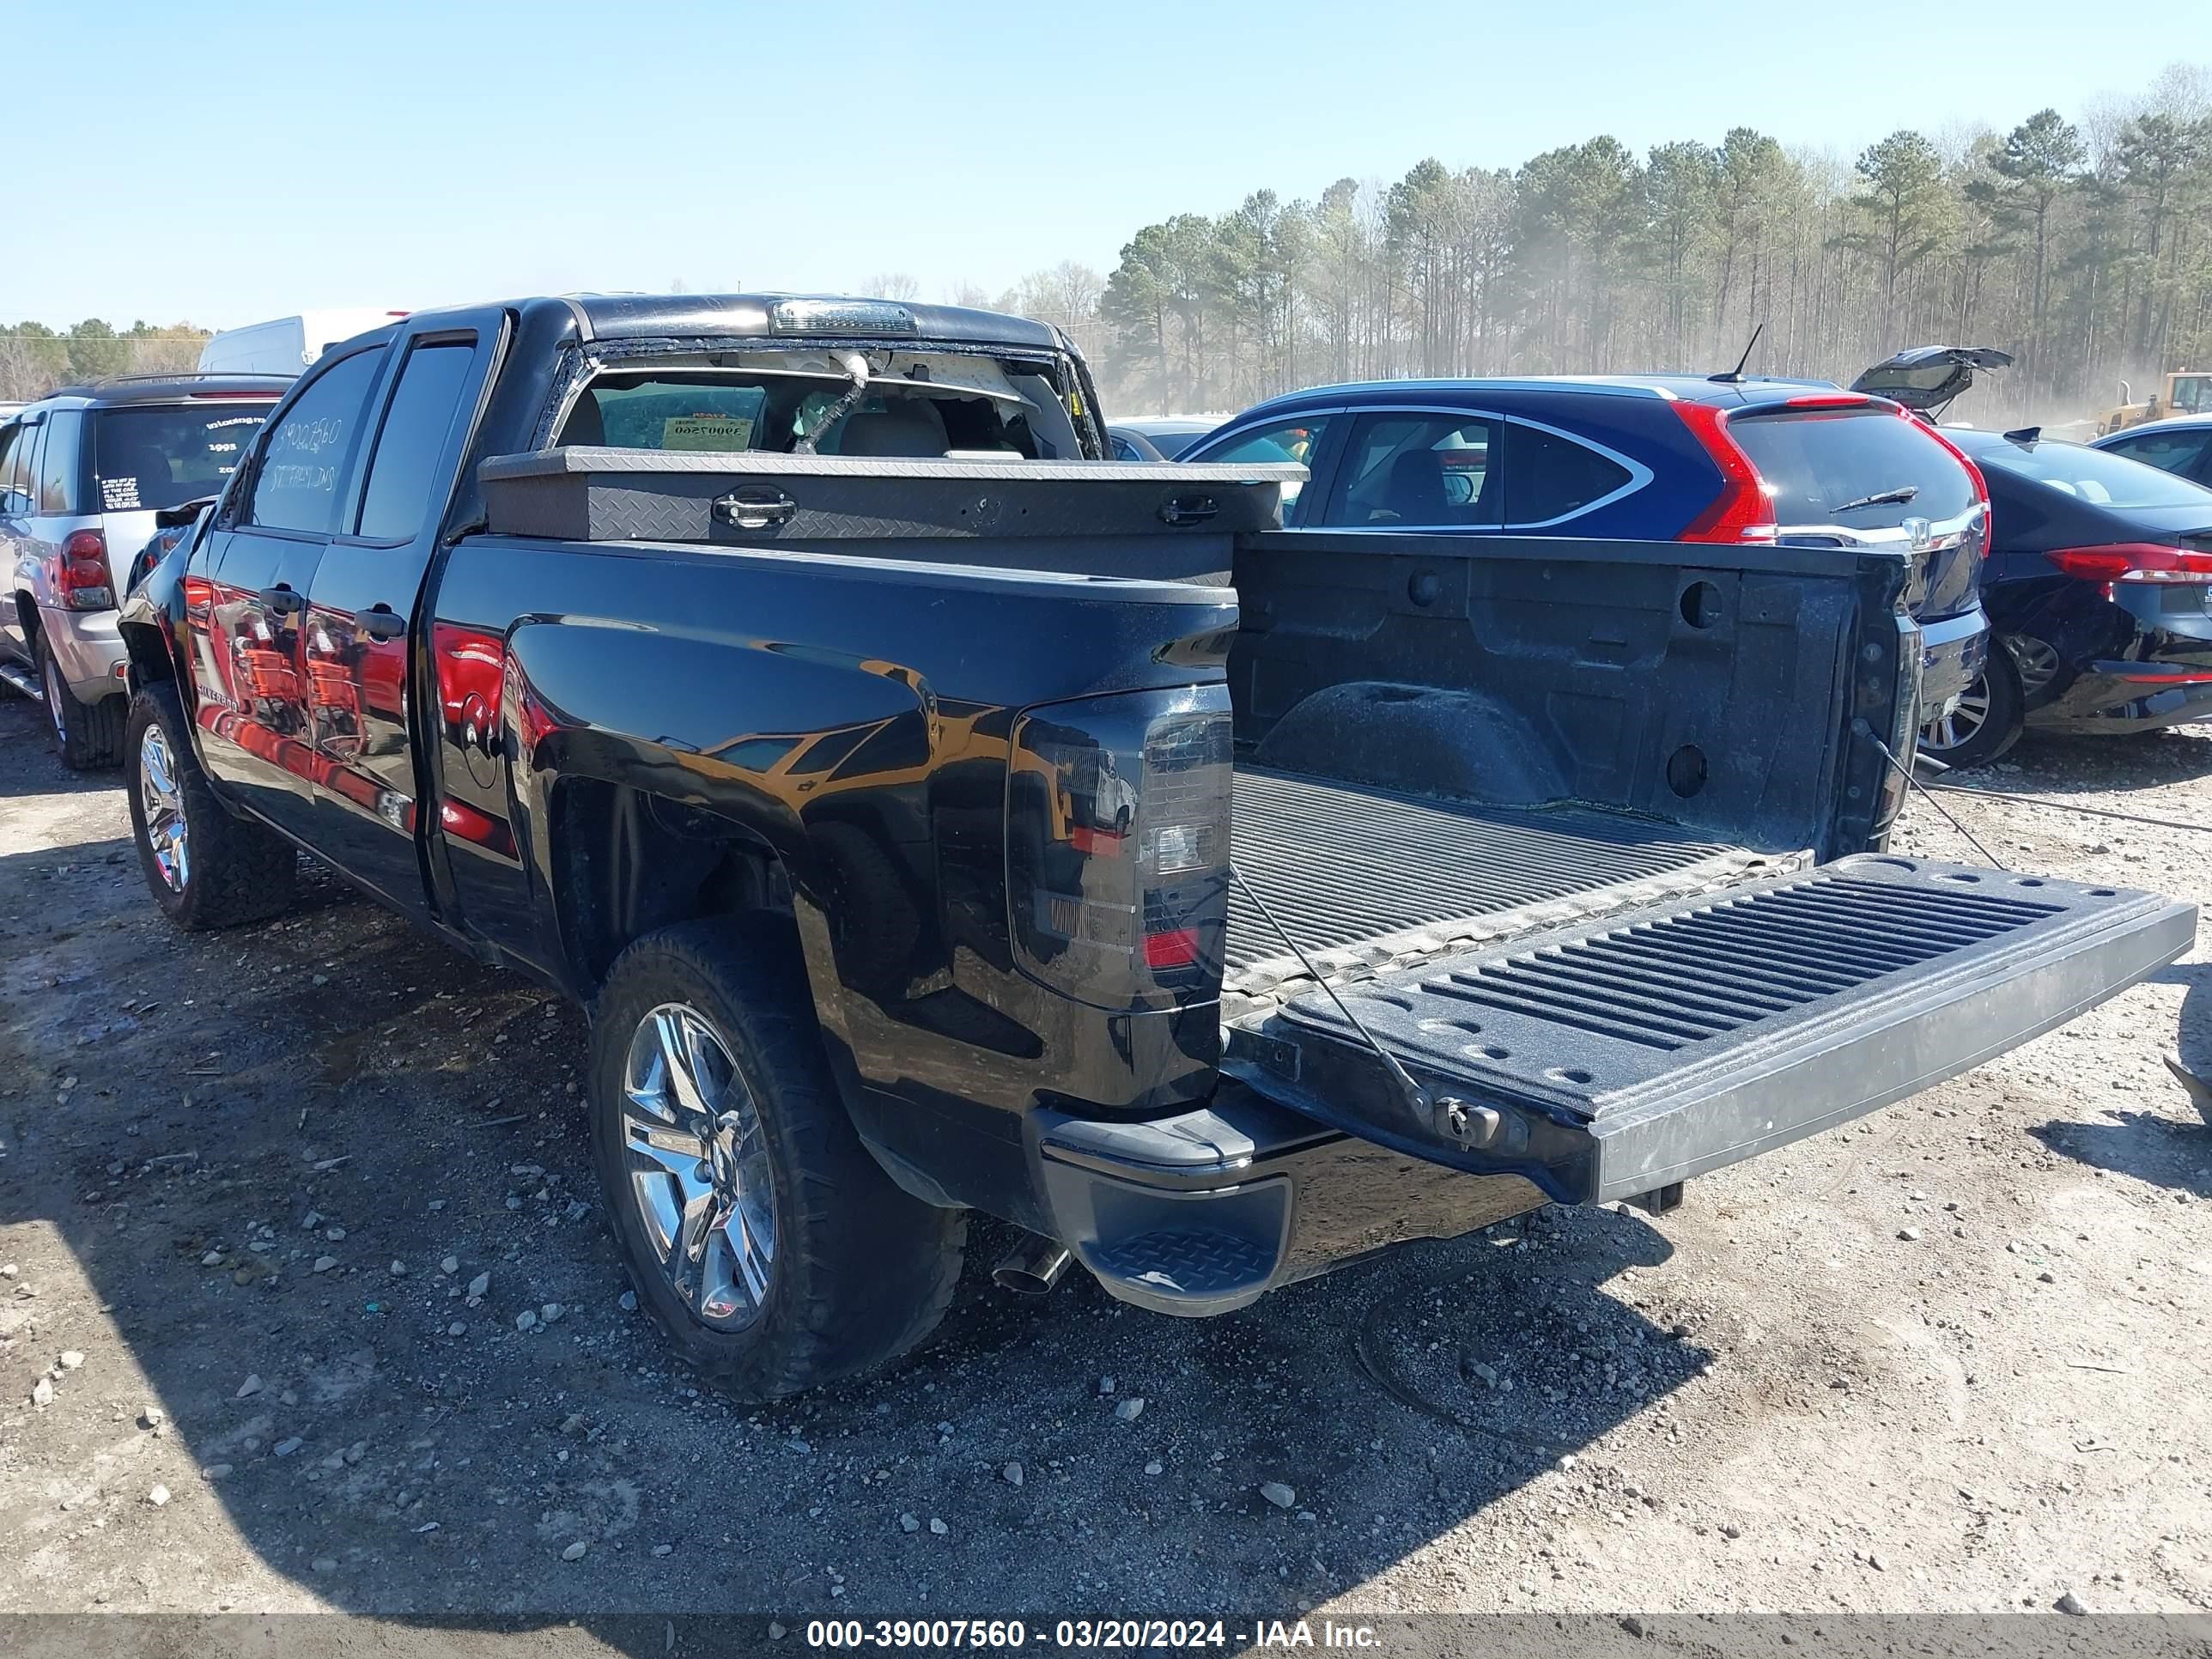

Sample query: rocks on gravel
[928,1517,948,1535]
[58,1350,83,1370]
[467,1272,490,1300]
[561,1541,589,1561]
[441,1256,459,1275]
[1898,1227,1923,1242]
[1114,1396,1146,1422]
[31,1376,54,1407]
[1003,1461,1024,1487]
[2057,1592,2087,1616]
[235,1374,263,1399]
[899,1513,919,1533]
[148,1485,169,1507]
[313,1256,337,1274]
[1259,1481,1297,1510]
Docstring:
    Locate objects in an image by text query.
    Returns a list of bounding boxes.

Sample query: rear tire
[589,919,966,1401]
[37,632,125,769]
[126,682,298,930]
[1917,647,2022,772]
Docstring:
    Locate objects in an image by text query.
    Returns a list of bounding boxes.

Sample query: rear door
[194,343,389,842]
[0,416,37,664]
[301,319,499,912]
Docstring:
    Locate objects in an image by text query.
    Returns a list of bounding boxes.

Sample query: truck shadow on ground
[0,817,1707,1621]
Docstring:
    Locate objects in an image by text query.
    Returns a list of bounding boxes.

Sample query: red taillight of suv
[57,529,114,611]
[2046,543,2212,584]
[1670,402,1778,544]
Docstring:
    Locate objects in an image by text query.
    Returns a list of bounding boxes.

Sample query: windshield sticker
[662,414,754,452]
[102,477,143,510]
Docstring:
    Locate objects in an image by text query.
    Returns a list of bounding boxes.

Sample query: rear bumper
[1031,1086,1547,1316]
[1916,605,1988,713]
[2027,661,2212,736]
[37,603,128,702]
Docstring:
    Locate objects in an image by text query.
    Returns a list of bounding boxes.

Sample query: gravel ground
[3,688,2209,1623]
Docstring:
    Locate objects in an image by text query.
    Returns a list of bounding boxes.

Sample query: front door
[302,323,496,913]
[191,343,389,843]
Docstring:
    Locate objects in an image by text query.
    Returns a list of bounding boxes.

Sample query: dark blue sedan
[1181,375,1991,722]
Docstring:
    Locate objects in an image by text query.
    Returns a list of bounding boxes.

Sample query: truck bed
[1224,767,1790,1000]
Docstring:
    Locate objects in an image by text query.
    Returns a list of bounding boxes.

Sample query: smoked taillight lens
[2046,543,2212,584]
[1007,685,1233,1011]
[58,529,113,611]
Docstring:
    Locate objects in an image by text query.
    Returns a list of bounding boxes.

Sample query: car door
[2102,426,2212,489]
[194,343,389,843]
[0,416,35,665]
[301,320,498,912]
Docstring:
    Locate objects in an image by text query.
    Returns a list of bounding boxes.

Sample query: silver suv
[1,374,286,766]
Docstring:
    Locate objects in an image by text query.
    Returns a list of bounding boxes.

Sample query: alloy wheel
[1920,676,1993,757]
[619,1002,777,1328]
[138,722,190,891]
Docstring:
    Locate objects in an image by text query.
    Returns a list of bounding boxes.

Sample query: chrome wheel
[619,1002,776,1328]
[138,722,189,892]
[1920,676,1992,755]
[42,653,68,747]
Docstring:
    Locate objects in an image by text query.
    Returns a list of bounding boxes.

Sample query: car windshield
[1975,437,2212,512]
[94,402,273,512]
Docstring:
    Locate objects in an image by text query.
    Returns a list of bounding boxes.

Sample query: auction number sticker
[805,1620,1235,1650]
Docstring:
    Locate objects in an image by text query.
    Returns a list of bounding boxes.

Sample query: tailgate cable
[1229,862,1480,1140]
[1853,720,2008,870]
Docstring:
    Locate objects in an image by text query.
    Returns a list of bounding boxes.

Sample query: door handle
[258,585,304,616]
[359,608,406,641]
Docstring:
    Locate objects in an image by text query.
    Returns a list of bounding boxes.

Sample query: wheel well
[550,777,796,992]
[119,618,174,684]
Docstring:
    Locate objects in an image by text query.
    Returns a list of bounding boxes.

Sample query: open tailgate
[1228,854,2194,1204]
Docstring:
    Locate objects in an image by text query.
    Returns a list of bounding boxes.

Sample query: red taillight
[1913,416,1995,545]
[58,529,113,611]
[1142,927,1200,969]
[2046,543,2212,584]
[1670,402,1777,543]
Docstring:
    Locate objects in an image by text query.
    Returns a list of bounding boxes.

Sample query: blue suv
[1181,375,1991,726]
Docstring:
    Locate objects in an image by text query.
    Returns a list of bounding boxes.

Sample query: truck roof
[396,294,1069,354]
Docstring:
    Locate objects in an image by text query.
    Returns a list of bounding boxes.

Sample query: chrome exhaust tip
[992,1231,1072,1296]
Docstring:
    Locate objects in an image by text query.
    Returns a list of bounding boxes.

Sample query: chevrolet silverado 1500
[118,294,2195,1400]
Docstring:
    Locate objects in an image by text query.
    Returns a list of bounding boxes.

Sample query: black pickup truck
[118,294,2195,1400]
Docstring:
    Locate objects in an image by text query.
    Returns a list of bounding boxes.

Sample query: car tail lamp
[1007,685,1233,1011]
[1913,418,1995,546]
[58,529,113,611]
[1670,403,1778,544]
[2046,543,2212,584]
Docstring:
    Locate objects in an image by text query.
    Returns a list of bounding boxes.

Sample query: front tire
[588,920,966,1401]
[37,632,125,769]
[126,682,298,929]
[1917,647,2023,771]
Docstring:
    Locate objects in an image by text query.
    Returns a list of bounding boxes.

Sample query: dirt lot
[3,688,2209,1625]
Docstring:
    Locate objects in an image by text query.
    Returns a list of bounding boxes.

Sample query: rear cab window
[552,346,1095,462]
[1729,405,1977,531]
[94,402,275,513]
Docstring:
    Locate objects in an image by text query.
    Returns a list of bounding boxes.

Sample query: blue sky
[11,0,2203,329]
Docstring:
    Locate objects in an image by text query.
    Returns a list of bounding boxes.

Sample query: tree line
[1064,64,2212,426]
[0,320,208,402]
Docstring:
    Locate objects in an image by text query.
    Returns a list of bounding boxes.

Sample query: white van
[195,308,410,377]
